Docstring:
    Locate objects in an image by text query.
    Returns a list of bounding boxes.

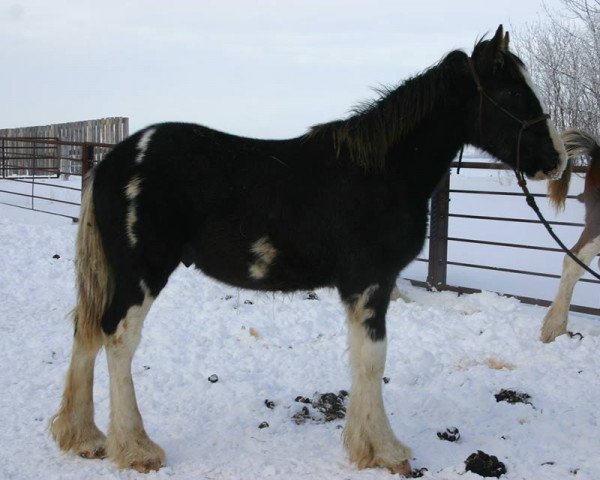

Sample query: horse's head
[466,25,566,179]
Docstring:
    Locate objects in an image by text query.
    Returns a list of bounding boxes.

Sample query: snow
[0,177,599,479]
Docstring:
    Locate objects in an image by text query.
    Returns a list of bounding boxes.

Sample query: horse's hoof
[540,330,562,343]
[131,458,163,473]
[79,446,107,459]
[389,460,412,476]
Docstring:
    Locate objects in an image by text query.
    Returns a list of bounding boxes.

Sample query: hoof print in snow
[465,450,506,478]
[292,391,348,424]
[258,421,269,429]
[264,399,275,409]
[383,376,390,384]
[409,467,428,478]
[494,389,532,406]
[208,374,219,383]
[437,427,460,442]
[567,331,584,340]
[52,254,60,259]
[304,291,319,300]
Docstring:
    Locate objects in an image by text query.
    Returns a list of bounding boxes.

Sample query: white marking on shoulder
[248,236,278,280]
[135,128,156,165]
[519,66,566,179]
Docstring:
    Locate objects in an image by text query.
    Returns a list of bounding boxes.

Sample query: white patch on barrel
[248,237,278,280]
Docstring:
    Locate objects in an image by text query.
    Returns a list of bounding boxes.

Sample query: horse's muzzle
[529,151,567,181]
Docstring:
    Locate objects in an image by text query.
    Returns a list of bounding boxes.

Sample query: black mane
[308,49,470,169]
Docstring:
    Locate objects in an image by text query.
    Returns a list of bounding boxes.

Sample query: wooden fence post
[1,139,4,178]
[427,172,450,289]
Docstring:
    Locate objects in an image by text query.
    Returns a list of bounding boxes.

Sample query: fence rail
[0,137,113,220]
[416,161,599,315]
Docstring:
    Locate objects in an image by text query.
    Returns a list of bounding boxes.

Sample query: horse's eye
[507,89,521,98]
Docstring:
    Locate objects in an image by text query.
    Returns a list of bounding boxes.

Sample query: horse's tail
[562,128,600,160]
[74,172,112,351]
[547,128,599,212]
[548,157,572,212]
[570,129,600,195]
[547,129,577,211]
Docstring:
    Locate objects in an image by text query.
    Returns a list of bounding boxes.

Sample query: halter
[457,57,550,174]
[457,57,600,281]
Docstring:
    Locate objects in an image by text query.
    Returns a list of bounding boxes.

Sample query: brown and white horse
[541,129,600,343]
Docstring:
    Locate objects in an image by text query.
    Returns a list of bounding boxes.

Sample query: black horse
[51,26,565,475]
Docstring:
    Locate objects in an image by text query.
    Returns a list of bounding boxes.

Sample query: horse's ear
[489,25,507,70]
[490,25,505,50]
[472,25,509,72]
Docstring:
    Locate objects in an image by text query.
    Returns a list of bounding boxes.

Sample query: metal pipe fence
[416,161,599,315]
[0,137,113,220]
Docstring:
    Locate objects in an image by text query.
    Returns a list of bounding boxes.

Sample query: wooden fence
[0,118,128,177]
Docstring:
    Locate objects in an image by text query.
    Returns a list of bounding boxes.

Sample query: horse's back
[90,122,428,293]
[90,123,341,291]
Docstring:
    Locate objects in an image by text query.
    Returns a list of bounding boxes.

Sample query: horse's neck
[387,108,465,200]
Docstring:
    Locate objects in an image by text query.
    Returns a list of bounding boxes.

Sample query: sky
[1,0,566,138]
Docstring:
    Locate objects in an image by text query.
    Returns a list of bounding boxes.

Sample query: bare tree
[515,0,600,141]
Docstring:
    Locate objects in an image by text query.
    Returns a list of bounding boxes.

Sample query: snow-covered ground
[0,187,599,479]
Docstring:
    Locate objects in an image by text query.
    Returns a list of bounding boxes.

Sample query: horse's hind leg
[340,281,412,475]
[50,331,106,458]
[103,279,165,472]
[541,231,600,343]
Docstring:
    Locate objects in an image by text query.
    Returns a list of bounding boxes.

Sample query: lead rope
[515,170,600,280]
[465,57,600,280]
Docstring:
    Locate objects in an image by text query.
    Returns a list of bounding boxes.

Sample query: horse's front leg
[340,282,412,476]
[541,231,600,343]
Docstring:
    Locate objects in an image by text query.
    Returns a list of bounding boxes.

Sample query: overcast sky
[2,0,565,138]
